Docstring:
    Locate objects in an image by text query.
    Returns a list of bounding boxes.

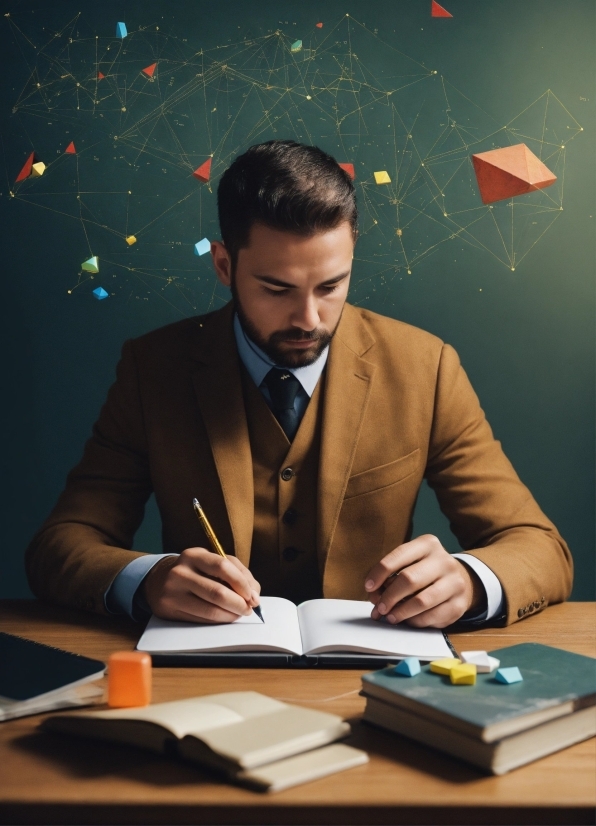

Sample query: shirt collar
[233,313,328,397]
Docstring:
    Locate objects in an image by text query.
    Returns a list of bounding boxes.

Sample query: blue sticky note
[194,237,210,256]
[394,657,421,677]
[92,287,109,300]
[116,22,128,39]
[495,666,523,684]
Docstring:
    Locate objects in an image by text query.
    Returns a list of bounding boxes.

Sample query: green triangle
[82,256,99,273]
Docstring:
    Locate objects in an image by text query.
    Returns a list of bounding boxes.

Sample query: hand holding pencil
[141,505,262,624]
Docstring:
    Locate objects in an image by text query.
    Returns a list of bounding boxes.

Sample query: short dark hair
[217,140,357,269]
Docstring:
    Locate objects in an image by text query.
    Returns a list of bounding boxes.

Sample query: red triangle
[16,151,35,182]
[339,162,355,180]
[142,63,157,78]
[315,22,323,28]
[432,1,453,17]
[65,141,76,154]
[193,158,212,183]
[97,71,105,80]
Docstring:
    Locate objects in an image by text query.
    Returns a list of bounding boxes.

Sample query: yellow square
[374,170,391,184]
[450,664,477,685]
[126,235,137,246]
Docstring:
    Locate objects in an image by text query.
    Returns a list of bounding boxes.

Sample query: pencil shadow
[12,729,223,788]
[344,716,485,785]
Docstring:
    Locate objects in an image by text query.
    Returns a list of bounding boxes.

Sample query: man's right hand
[141,547,261,623]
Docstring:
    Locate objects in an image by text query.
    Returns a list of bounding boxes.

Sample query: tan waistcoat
[240,366,323,604]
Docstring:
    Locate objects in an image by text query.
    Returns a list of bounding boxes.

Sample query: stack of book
[43,690,368,791]
[361,642,596,775]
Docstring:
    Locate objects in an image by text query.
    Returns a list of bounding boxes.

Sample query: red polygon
[16,151,35,182]
[339,163,355,180]
[142,63,157,78]
[316,22,323,28]
[97,71,105,80]
[65,141,76,154]
[193,158,212,183]
[472,144,557,205]
[432,1,453,17]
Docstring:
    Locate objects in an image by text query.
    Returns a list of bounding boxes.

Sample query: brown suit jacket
[25,302,573,624]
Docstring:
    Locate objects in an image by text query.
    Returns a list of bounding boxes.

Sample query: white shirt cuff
[104,554,178,619]
[452,553,505,621]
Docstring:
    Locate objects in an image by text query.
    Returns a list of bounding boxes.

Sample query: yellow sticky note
[450,664,477,685]
[429,657,461,675]
[374,170,391,184]
[126,235,137,245]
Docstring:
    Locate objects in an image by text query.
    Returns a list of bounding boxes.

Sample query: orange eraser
[108,651,152,708]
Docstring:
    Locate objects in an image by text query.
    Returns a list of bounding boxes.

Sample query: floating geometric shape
[290,40,303,53]
[82,256,99,274]
[31,162,46,177]
[461,650,500,673]
[495,666,523,685]
[339,162,355,180]
[450,664,477,685]
[194,237,211,256]
[472,143,557,205]
[316,22,323,28]
[116,22,128,39]
[92,286,109,300]
[65,142,76,154]
[97,71,106,80]
[125,235,137,246]
[374,170,391,185]
[429,657,461,676]
[142,63,157,78]
[394,657,421,677]
[193,158,212,183]
[108,651,151,707]
[15,152,35,182]
[432,1,453,17]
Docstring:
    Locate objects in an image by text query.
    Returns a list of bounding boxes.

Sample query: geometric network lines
[5,10,584,314]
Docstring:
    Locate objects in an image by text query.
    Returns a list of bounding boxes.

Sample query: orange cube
[108,651,152,708]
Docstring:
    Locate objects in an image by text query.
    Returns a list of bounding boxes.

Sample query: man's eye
[265,287,289,295]
[321,284,339,293]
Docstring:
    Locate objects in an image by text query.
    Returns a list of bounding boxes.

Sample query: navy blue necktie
[263,368,300,440]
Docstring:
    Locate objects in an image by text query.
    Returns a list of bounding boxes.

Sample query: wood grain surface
[1,599,594,826]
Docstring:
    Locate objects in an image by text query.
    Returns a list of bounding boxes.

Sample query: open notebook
[137,598,453,667]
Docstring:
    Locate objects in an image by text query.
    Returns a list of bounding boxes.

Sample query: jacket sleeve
[425,343,573,626]
[25,340,153,614]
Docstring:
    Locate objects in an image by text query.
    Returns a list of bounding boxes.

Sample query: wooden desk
[1,600,594,826]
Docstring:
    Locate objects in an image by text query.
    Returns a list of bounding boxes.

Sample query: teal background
[1,0,594,599]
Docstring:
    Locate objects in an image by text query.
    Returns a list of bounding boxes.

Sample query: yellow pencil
[192,498,264,622]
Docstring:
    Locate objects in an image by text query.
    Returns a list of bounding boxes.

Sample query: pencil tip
[193,498,200,507]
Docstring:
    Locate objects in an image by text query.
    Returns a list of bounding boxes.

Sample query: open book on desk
[137,597,453,667]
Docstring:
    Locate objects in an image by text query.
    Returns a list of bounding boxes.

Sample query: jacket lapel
[190,303,254,567]
[317,304,376,573]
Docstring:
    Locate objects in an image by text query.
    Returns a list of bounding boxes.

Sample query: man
[26,140,572,628]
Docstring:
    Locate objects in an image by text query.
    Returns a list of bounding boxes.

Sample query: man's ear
[211,241,232,288]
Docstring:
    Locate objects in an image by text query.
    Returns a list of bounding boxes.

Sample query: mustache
[269,329,325,343]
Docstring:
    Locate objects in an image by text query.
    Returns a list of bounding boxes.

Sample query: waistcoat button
[282,546,300,562]
[280,467,294,481]
[282,508,298,525]
[517,608,524,618]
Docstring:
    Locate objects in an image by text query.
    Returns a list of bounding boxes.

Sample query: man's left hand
[364,535,485,628]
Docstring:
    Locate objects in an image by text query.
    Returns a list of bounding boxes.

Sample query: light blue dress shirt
[106,314,504,622]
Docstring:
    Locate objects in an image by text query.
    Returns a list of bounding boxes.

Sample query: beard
[231,278,340,368]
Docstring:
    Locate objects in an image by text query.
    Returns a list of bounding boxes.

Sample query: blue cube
[394,657,421,677]
[495,666,523,684]
[92,287,109,300]
[194,237,211,256]
[116,22,128,39]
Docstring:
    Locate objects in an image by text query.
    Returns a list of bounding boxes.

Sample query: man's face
[212,222,354,368]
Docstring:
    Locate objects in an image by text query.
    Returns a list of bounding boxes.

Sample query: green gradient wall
[1,0,594,599]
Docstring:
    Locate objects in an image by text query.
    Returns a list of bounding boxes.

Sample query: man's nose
[292,295,320,330]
